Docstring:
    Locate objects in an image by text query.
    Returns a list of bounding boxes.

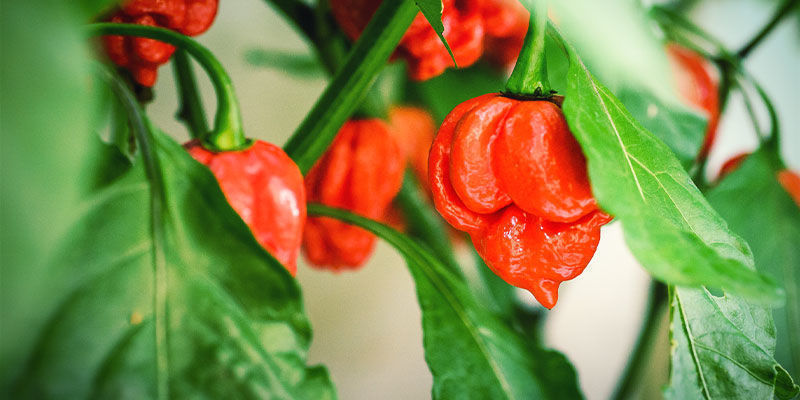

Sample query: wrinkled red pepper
[478,0,528,67]
[185,140,306,275]
[330,0,484,80]
[303,119,405,269]
[668,44,720,160]
[103,0,219,86]
[429,93,611,308]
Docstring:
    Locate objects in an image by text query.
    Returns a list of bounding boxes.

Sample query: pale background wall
[145,0,799,398]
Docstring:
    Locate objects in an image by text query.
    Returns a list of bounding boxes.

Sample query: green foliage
[409,62,508,122]
[10,122,335,398]
[666,285,798,399]
[556,31,782,304]
[308,205,582,400]
[1,0,105,386]
[550,0,707,166]
[282,0,419,173]
[706,149,800,381]
[413,0,457,65]
[244,49,325,77]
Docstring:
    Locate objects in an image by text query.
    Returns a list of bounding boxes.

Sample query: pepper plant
[2,0,799,398]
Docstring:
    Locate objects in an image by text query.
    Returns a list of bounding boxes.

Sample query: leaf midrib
[676,291,713,399]
[410,246,518,399]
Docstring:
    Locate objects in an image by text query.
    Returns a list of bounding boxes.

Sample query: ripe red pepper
[667,44,720,160]
[185,140,306,275]
[303,119,405,269]
[330,0,484,80]
[478,0,528,67]
[388,106,435,189]
[429,93,611,308]
[103,0,219,86]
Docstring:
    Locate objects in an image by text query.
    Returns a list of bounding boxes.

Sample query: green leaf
[10,116,336,398]
[706,149,800,382]
[413,0,458,66]
[549,0,706,166]
[409,62,507,122]
[283,0,419,173]
[666,285,799,399]
[1,0,103,385]
[616,88,706,168]
[244,48,324,77]
[308,204,582,400]
[556,30,782,304]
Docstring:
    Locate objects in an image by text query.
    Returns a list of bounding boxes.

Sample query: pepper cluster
[185,140,306,275]
[104,0,219,86]
[429,94,611,308]
[330,0,528,80]
[303,119,405,269]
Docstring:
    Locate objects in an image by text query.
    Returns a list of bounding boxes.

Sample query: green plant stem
[739,71,781,151]
[394,171,461,275]
[611,281,668,400]
[737,0,799,59]
[173,49,209,139]
[282,0,418,173]
[504,0,551,97]
[650,7,785,180]
[88,23,246,151]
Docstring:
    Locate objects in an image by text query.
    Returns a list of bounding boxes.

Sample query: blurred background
[140,0,800,398]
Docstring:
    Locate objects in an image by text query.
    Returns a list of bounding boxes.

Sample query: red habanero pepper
[667,44,720,160]
[103,0,219,86]
[429,93,611,309]
[330,0,484,80]
[185,140,306,275]
[303,119,405,269]
[388,106,436,189]
[478,0,528,67]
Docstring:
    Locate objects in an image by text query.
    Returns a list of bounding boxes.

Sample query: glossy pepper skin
[429,93,611,308]
[668,44,720,160]
[103,0,219,86]
[330,0,484,80]
[303,119,405,270]
[185,140,306,275]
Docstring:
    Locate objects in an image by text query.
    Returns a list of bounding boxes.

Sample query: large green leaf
[1,0,110,386]
[550,0,706,166]
[557,31,782,303]
[308,204,581,400]
[666,285,798,399]
[9,116,335,398]
[706,149,800,381]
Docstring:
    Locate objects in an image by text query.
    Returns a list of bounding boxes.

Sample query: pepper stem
[88,23,248,151]
[504,0,551,98]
